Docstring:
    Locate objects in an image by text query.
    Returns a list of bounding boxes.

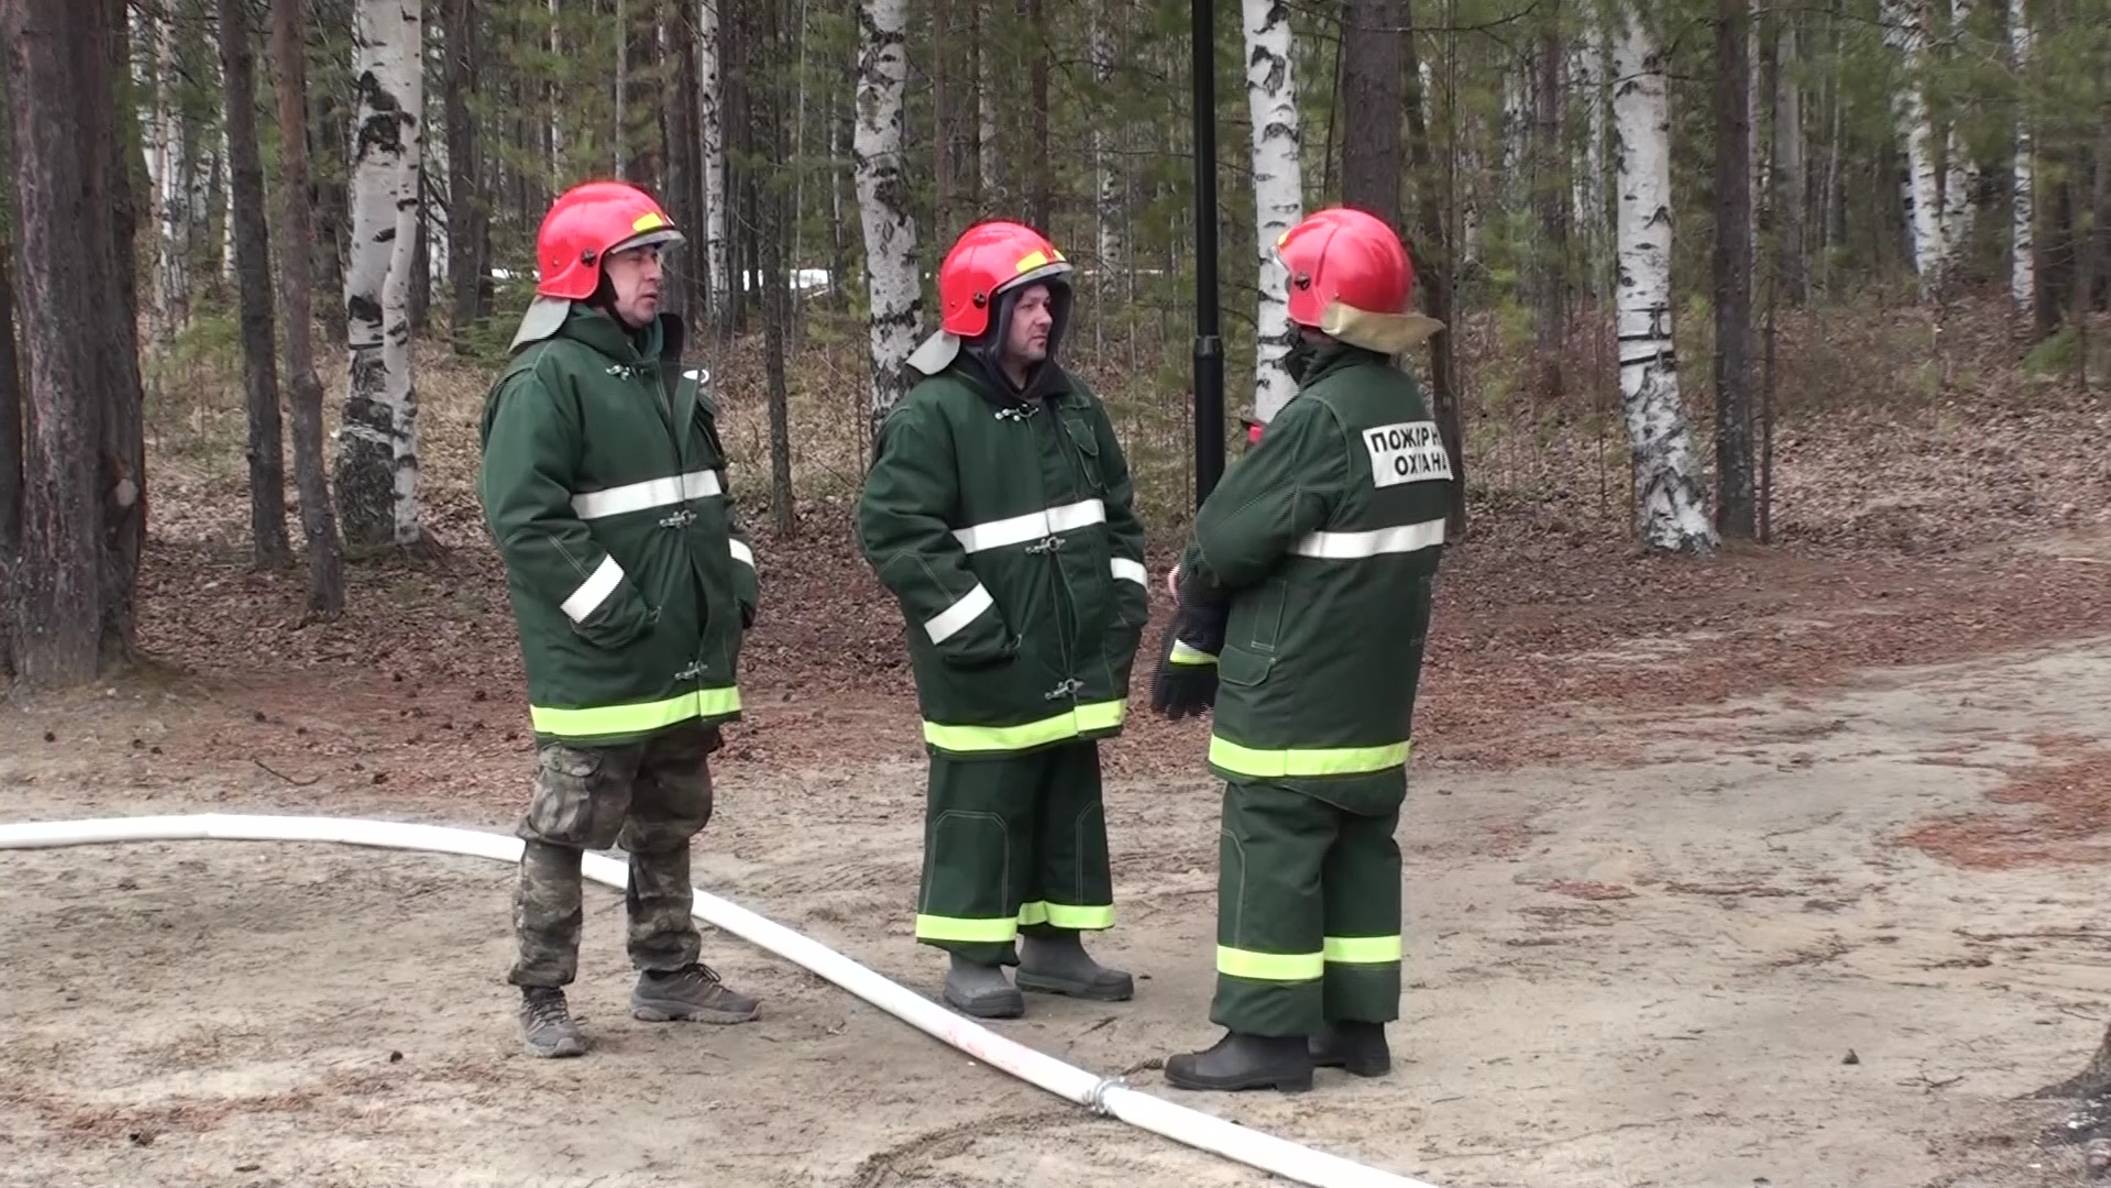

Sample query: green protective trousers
[1210,779,1403,1037]
[914,740,1115,966]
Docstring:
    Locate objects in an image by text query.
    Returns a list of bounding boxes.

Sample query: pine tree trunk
[336,0,425,551]
[3,0,144,684]
[761,0,795,532]
[218,0,291,568]
[1715,0,1757,539]
[1882,0,1947,292]
[1775,12,1807,304]
[271,0,345,615]
[853,0,922,440]
[0,237,20,561]
[1532,27,1569,397]
[1403,2,1467,538]
[443,0,486,347]
[977,0,1000,205]
[666,1,708,321]
[1340,0,1404,226]
[1026,0,1050,232]
[0,235,16,678]
[2009,0,2035,317]
[933,0,953,234]
[1241,0,1304,422]
[1612,9,1717,555]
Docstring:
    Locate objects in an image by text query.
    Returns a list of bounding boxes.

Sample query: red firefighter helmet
[1276,207,1414,327]
[936,221,1073,338]
[1272,207,1440,354]
[534,180,684,300]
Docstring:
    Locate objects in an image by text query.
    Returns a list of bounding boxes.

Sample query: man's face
[603,244,664,329]
[1001,284,1055,369]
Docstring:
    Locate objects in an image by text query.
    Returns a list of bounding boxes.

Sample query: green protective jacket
[1178,344,1451,814]
[478,306,758,746]
[857,362,1149,758]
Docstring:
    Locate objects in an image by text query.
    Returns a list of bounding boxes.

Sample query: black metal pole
[1191,0,1224,509]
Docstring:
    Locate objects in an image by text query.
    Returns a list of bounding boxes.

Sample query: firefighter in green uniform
[1152,207,1452,1091]
[479,180,763,1058]
[858,221,1150,1019]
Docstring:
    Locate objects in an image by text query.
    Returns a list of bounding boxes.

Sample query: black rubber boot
[1016,930,1133,1002]
[942,953,1025,1019]
[1309,1021,1391,1077]
[1164,1030,1313,1093]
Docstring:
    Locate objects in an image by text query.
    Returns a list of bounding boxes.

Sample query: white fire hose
[0,813,1443,1188]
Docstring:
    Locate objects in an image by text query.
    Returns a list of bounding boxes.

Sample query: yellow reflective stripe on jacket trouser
[1210,780,1403,1038]
[1207,735,1409,779]
[922,700,1127,755]
[915,742,1114,963]
[529,685,743,740]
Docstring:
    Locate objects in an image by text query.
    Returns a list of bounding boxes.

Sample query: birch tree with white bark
[853,0,922,436]
[336,0,426,549]
[140,8,187,344]
[1882,0,1950,289]
[700,0,730,325]
[1241,0,1303,422]
[2008,0,2034,314]
[1091,0,1123,290]
[1611,8,1716,555]
[1940,0,1981,254]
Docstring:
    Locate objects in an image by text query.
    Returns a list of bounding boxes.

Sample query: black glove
[1149,595,1228,720]
[1149,628,1219,719]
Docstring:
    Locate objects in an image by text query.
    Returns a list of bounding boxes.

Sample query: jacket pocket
[1216,643,1273,688]
[1061,413,1106,492]
[572,577,658,651]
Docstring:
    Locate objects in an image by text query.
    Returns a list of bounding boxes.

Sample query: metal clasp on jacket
[1024,534,1065,555]
[1042,677,1084,702]
[605,363,643,380]
[659,508,697,529]
[674,661,705,681]
[993,405,1035,423]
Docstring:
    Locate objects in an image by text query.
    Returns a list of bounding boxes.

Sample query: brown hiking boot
[630,963,761,1024]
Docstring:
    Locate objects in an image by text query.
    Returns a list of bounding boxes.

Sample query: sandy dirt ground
[6,630,2111,1188]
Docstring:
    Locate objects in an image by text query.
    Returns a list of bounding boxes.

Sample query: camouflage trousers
[507,721,721,988]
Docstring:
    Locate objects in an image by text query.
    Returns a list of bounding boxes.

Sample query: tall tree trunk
[1715,0,1757,539]
[336,0,425,551]
[145,8,187,345]
[965,0,984,211]
[1091,0,1122,295]
[218,0,291,568]
[666,1,707,321]
[1026,0,1050,231]
[0,238,19,563]
[853,0,922,439]
[1403,0,1466,537]
[1241,0,1304,422]
[2009,0,2035,317]
[758,0,794,531]
[700,0,730,335]
[1775,11,1808,304]
[3,0,144,684]
[977,0,1000,206]
[1940,0,1980,263]
[443,0,486,348]
[547,0,564,182]
[1882,0,1947,292]
[271,0,346,614]
[933,0,954,234]
[1612,8,1716,555]
[1340,0,1404,226]
[1572,25,1611,297]
[1532,26,1569,397]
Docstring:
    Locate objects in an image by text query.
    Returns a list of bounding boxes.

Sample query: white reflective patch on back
[1362,421,1454,488]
